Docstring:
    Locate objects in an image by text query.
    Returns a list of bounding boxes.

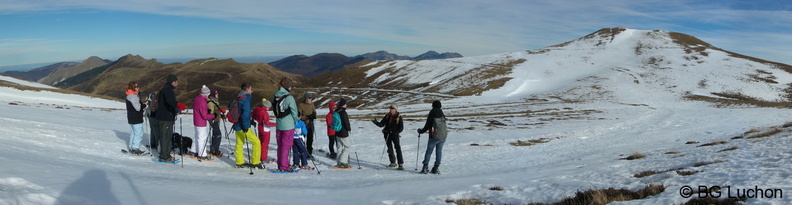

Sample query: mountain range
[2,27,790,109]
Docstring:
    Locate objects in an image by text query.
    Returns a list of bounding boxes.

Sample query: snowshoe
[397,164,405,170]
[419,166,429,174]
[250,163,265,169]
[431,166,440,174]
[387,163,398,168]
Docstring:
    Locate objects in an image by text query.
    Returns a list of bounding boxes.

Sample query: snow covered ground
[1,77,792,205]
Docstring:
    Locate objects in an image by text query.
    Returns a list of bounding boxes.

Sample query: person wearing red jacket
[252,98,277,162]
[324,101,337,159]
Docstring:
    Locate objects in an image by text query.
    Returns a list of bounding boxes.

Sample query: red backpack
[226,95,247,123]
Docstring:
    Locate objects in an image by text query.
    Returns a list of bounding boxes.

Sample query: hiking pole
[144,115,151,156]
[378,135,387,169]
[300,137,321,174]
[415,133,421,171]
[179,113,184,168]
[222,118,233,155]
[199,125,212,162]
[246,129,254,175]
[350,135,361,169]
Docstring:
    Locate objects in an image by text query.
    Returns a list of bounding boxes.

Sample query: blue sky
[1,0,791,68]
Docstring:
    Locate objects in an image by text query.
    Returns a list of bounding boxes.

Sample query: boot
[430,165,440,174]
[397,164,404,170]
[420,166,429,174]
[387,163,398,168]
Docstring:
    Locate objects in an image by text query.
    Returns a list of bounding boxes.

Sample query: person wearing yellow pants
[235,128,261,167]
[231,83,264,169]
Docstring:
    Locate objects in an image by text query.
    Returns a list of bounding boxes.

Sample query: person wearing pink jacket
[252,98,277,162]
[190,85,216,160]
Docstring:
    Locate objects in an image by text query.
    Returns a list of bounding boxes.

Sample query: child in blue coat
[292,120,311,170]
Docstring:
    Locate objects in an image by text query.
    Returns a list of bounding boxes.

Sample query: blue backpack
[331,112,343,132]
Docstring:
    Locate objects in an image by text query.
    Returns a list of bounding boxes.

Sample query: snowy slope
[360,28,792,107]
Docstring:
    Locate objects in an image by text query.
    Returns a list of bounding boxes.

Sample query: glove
[251,121,257,127]
[417,128,424,134]
[220,108,226,113]
[177,103,187,111]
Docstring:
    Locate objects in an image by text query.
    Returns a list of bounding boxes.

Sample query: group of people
[124,74,448,173]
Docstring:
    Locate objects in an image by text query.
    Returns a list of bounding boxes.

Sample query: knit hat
[304,93,313,99]
[200,85,210,96]
[338,98,347,107]
[262,98,272,108]
[166,74,178,84]
[389,104,398,110]
[432,100,442,108]
[280,78,293,89]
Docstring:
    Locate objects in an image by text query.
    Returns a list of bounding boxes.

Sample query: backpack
[431,117,448,140]
[273,94,291,118]
[331,112,343,132]
[226,95,247,124]
[148,93,158,116]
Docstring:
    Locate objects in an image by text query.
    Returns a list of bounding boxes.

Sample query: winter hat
[200,85,210,96]
[432,100,442,108]
[304,93,313,99]
[262,98,272,108]
[210,88,218,96]
[389,104,398,110]
[280,78,293,89]
[166,74,178,84]
[328,101,336,112]
[338,98,347,107]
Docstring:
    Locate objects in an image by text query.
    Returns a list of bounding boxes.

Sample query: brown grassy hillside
[61,55,306,108]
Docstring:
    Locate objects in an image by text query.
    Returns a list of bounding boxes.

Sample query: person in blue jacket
[232,83,263,169]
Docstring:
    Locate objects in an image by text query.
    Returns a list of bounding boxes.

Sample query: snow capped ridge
[358,27,792,107]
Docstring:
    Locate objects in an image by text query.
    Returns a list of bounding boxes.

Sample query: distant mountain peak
[355,51,411,61]
[413,51,463,60]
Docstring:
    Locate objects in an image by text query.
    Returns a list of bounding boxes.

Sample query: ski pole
[199,125,212,162]
[350,135,361,169]
[303,136,321,175]
[180,113,184,168]
[222,118,233,155]
[378,135,387,168]
[246,128,254,175]
[415,133,421,171]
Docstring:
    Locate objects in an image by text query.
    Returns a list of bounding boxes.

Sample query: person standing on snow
[292,119,311,170]
[232,83,264,169]
[274,78,299,172]
[252,98,276,163]
[334,98,353,168]
[145,92,159,151]
[324,101,338,159]
[372,104,404,170]
[156,74,180,163]
[189,85,216,160]
[417,100,446,174]
[206,89,225,157]
[125,81,147,155]
[297,93,317,158]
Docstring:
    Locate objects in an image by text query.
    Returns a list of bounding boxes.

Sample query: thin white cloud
[1,0,791,65]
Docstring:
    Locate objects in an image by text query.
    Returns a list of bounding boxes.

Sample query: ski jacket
[252,105,277,132]
[207,96,222,123]
[325,102,336,136]
[335,107,352,138]
[232,90,253,132]
[274,87,299,131]
[155,83,179,122]
[294,120,307,140]
[419,101,445,138]
[192,94,215,127]
[298,100,317,124]
[126,89,146,124]
[374,112,403,135]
